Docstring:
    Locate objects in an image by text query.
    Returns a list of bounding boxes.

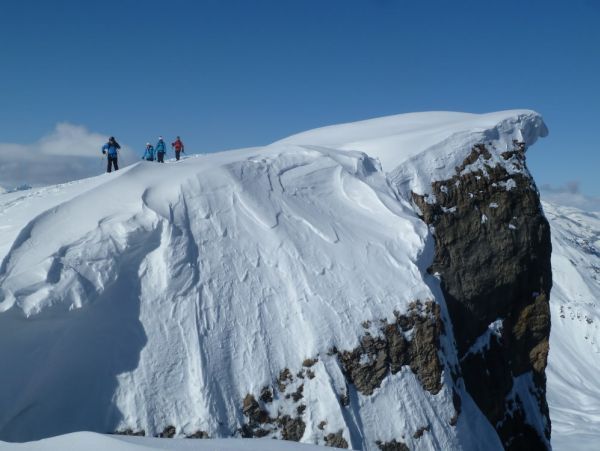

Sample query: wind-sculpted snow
[544,202,600,450]
[276,110,548,197]
[0,111,550,449]
[0,146,445,442]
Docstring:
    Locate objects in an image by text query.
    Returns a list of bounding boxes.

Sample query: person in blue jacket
[142,142,155,161]
[101,136,121,173]
[156,136,166,163]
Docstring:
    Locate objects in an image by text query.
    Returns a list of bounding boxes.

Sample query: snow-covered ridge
[0,111,546,448]
[275,110,547,197]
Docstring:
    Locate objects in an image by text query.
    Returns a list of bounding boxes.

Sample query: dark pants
[175,150,181,161]
[157,152,165,163]
[107,156,118,173]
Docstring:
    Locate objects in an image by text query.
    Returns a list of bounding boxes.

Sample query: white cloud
[37,123,108,157]
[540,181,600,212]
[0,123,136,189]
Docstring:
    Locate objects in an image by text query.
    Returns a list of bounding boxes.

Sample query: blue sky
[0,0,599,197]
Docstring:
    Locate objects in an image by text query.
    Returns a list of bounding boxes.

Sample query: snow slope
[0,111,548,449]
[544,201,600,450]
[0,432,335,451]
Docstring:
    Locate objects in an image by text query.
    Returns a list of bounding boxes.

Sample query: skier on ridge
[171,136,184,161]
[156,136,166,163]
[101,136,121,173]
[142,142,155,161]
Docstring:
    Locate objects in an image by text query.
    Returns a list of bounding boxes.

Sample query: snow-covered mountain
[544,201,600,451]
[0,111,553,449]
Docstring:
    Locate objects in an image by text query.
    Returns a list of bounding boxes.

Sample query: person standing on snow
[102,136,121,173]
[156,136,166,163]
[171,136,184,161]
[142,142,155,161]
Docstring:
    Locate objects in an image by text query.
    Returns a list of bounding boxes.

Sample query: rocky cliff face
[237,300,448,450]
[414,142,552,449]
[235,139,553,450]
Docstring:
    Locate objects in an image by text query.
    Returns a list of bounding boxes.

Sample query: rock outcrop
[413,142,552,449]
[338,300,444,396]
[238,300,449,448]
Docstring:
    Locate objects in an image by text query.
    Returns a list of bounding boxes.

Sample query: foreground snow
[544,201,600,450]
[0,432,338,451]
[0,111,548,448]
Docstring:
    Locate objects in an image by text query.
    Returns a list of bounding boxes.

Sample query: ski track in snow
[0,111,560,449]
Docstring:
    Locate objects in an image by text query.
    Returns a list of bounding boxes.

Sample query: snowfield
[544,201,600,450]
[0,432,337,451]
[2,110,588,450]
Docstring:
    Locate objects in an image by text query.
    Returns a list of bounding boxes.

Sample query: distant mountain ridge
[544,201,600,450]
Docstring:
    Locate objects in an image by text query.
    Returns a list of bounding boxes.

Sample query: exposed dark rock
[158,425,176,438]
[239,425,255,438]
[413,142,552,449]
[186,430,209,439]
[498,394,546,450]
[291,384,304,402]
[407,302,444,394]
[278,415,306,441]
[382,322,409,374]
[253,428,271,438]
[376,439,410,451]
[340,334,387,396]
[306,369,316,379]
[324,430,349,448]
[114,428,145,436]
[242,394,270,425]
[412,424,430,439]
[339,390,350,407]
[302,358,318,367]
[339,300,444,396]
[260,386,274,403]
[318,420,327,430]
[239,422,273,439]
[241,391,308,440]
[278,368,294,392]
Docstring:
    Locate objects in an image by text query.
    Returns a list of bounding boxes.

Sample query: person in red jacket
[171,136,185,161]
